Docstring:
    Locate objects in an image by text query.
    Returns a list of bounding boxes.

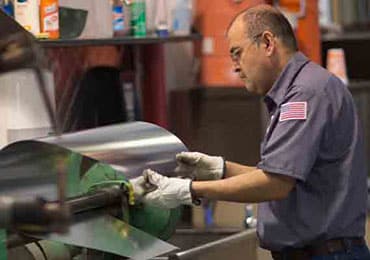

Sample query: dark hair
[231,5,298,51]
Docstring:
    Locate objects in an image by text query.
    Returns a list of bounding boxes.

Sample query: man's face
[227,19,269,95]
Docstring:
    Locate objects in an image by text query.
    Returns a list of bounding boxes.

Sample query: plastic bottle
[112,0,130,36]
[39,0,60,39]
[145,0,155,35]
[154,0,169,37]
[130,0,146,37]
[14,0,40,36]
[172,0,192,36]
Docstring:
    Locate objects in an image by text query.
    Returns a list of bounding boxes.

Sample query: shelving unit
[0,8,202,130]
[322,31,370,43]
[38,33,202,47]
[322,30,370,176]
[321,30,370,81]
[39,33,201,131]
[348,80,370,91]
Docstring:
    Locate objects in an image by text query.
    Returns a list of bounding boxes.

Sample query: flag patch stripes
[279,102,307,122]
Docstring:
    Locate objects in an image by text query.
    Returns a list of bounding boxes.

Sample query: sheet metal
[36,213,177,260]
[40,121,187,179]
[0,121,186,199]
[0,140,69,200]
[168,229,257,260]
[0,122,186,258]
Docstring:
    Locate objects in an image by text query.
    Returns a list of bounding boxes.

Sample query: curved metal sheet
[40,121,187,179]
[0,121,187,199]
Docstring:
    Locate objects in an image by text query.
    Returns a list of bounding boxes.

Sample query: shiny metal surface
[35,213,177,260]
[0,121,185,258]
[0,121,186,199]
[40,121,188,179]
[0,140,70,200]
[168,229,257,260]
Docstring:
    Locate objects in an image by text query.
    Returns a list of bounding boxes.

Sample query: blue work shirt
[256,52,368,251]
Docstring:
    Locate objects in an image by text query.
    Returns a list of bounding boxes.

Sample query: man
[131,4,370,260]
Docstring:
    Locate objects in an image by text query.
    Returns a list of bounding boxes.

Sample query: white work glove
[131,169,193,209]
[175,152,225,181]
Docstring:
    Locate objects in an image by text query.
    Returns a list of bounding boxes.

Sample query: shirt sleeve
[257,88,330,181]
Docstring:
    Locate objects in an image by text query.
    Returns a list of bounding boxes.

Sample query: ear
[260,31,275,57]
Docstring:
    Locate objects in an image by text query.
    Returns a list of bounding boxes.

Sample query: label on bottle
[43,12,58,31]
[42,3,58,31]
[44,2,57,13]
[113,5,124,31]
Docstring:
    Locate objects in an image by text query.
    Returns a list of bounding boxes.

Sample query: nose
[232,60,241,73]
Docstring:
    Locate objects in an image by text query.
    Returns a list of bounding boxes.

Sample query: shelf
[348,80,370,91]
[322,31,370,43]
[38,33,202,47]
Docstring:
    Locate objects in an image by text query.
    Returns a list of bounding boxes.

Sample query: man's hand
[129,175,147,204]
[175,152,225,181]
[130,169,192,209]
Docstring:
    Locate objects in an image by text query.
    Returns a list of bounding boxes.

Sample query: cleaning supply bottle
[39,0,59,39]
[130,0,146,37]
[154,0,169,37]
[172,0,192,36]
[14,0,40,36]
[112,0,130,36]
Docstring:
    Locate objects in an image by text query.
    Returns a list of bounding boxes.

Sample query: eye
[231,48,241,61]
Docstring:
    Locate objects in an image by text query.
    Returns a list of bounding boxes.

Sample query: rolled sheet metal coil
[40,121,187,179]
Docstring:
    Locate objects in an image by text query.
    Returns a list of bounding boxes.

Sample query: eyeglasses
[230,32,264,62]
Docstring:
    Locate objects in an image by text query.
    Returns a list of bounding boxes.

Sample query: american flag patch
[279,102,307,122]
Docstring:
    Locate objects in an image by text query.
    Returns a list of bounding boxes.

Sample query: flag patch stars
[279,102,307,122]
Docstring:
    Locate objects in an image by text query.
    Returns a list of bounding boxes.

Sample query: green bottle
[130,0,146,37]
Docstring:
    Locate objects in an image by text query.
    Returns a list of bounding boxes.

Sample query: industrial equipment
[0,9,186,260]
[2,122,187,259]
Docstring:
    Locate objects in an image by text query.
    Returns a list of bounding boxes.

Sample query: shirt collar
[264,52,310,112]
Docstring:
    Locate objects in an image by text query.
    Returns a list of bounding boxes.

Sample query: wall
[194,0,267,86]
[170,87,264,228]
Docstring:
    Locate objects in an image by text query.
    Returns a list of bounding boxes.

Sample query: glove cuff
[213,156,225,180]
[190,180,201,206]
[221,157,226,179]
